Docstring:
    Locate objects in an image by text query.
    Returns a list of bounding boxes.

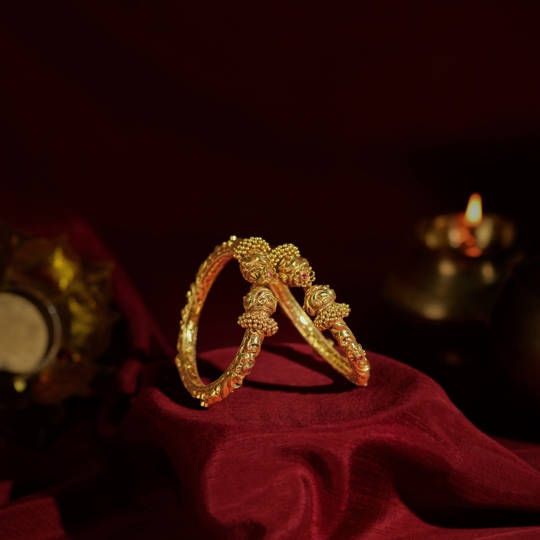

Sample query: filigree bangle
[268,241,369,387]
[175,237,279,407]
[270,283,370,387]
[175,236,369,407]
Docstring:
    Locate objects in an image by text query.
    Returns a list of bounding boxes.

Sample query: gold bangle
[268,242,369,387]
[175,236,369,407]
[175,236,279,407]
[270,283,370,387]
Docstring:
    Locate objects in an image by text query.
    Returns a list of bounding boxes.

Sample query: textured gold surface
[273,283,369,386]
[176,237,370,407]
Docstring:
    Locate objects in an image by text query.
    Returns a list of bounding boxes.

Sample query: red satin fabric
[104,345,540,539]
[2,221,540,539]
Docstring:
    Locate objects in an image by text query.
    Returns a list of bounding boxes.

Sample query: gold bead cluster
[271,243,315,288]
[233,237,271,260]
[314,302,351,331]
[271,243,300,267]
[237,310,278,336]
[233,238,317,288]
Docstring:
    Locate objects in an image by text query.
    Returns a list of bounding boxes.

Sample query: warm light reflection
[481,261,496,283]
[421,302,446,320]
[464,193,482,227]
[438,258,456,277]
[13,377,27,393]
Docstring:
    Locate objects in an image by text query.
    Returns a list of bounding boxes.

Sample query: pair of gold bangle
[175,236,370,407]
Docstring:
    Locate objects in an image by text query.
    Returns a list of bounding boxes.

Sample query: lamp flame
[464,193,482,227]
[447,192,484,256]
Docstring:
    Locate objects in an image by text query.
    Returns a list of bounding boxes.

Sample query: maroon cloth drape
[1,220,540,539]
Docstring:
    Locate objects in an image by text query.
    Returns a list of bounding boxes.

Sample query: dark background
[1,2,540,436]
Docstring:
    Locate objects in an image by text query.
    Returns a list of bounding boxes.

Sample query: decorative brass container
[0,222,118,409]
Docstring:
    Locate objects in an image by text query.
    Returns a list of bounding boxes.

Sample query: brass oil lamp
[384,193,522,326]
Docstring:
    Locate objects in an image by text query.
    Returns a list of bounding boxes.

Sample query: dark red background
[2,2,540,538]
[2,1,540,348]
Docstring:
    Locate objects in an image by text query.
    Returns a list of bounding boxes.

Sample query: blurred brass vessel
[383,212,522,326]
[0,222,118,408]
